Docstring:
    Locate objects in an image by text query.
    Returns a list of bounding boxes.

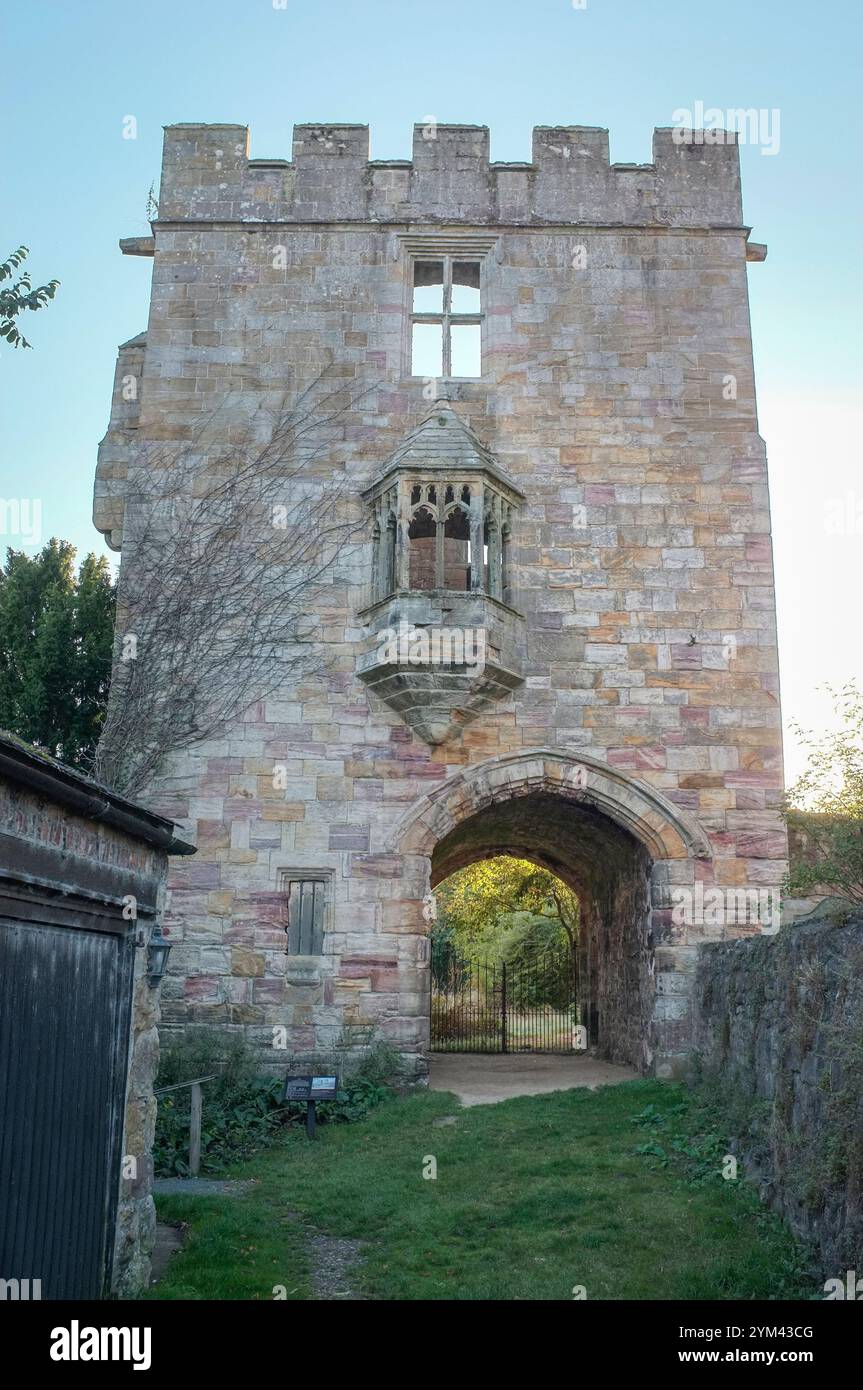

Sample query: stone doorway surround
[391,749,713,1079]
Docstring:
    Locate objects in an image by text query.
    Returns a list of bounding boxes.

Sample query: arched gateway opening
[393,750,711,1078]
[430,855,581,1055]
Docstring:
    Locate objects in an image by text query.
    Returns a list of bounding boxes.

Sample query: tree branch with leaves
[783,681,863,906]
[0,246,59,350]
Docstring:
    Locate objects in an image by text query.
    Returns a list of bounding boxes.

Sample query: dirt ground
[427,1052,638,1106]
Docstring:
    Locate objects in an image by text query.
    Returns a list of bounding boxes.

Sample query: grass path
[148,1079,813,1301]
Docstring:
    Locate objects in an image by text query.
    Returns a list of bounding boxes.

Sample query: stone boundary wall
[692,909,863,1275]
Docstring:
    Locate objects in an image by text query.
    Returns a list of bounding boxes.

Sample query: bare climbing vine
[95,365,378,798]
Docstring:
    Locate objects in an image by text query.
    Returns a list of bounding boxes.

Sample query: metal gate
[430,941,578,1053]
[0,914,134,1299]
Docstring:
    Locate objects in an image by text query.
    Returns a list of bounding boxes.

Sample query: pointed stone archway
[391,749,712,1078]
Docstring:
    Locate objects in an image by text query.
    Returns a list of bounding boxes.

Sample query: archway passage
[430,792,653,1070]
[393,750,711,1078]
[430,855,580,1055]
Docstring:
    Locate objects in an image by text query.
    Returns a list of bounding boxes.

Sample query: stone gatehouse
[94,120,785,1080]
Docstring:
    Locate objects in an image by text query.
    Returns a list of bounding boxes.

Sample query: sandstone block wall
[95,121,785,1078]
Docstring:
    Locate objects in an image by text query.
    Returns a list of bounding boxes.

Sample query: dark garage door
[0,914,134,1299]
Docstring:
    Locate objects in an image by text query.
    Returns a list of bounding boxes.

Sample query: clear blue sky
[3,0,861,777]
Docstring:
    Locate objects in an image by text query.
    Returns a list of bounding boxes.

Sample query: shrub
[431,997,499,1040]
[154,1029,400,1176]
[783,682,863,905]
[430,996,502,1050]
[343,1038,405,1088]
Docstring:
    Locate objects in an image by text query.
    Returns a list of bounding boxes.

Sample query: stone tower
[95,121,784,1080]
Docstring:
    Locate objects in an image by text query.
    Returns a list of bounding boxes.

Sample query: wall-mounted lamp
[146,923,172,989]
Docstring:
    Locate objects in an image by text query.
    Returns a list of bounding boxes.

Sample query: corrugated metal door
[0,915,133,1299]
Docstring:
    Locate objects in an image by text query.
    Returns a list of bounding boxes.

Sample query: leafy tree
[0,541,116,767]
[487,909,572,965]
[434,856,579,963]
[783,682,863,905]
[0,246,59,349]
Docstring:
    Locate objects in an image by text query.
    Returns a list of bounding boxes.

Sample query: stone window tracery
[359,406,525,744]
[370,475,515,603]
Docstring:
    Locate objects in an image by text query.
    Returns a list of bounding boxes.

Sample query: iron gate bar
[501,960,507,1054]
[430,940,578,1054]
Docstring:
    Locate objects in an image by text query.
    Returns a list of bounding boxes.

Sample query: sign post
[282,1074,339,1139]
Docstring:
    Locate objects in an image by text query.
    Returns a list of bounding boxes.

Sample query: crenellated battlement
[157,121,744,228]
